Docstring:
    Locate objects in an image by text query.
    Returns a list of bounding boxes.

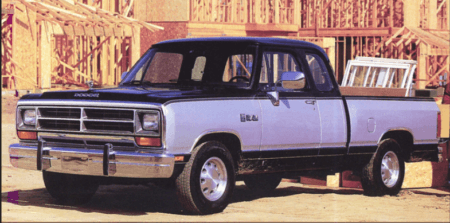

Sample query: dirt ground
[2,94,450,222]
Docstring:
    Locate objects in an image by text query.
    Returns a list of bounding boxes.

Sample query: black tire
[243,174,282,191]
[175,141,235,215]
[43,171,99,205]
[361,139,405,196]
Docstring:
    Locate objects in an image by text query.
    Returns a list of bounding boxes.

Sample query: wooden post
[108,37,115,85]
[428,0,438,29]
[131,27,141,66]
[372,0,378,27]
[255,0,261,23]
[101,36,108,86]
[448,0,450,31]
[324,37,335,72]
[315,13,319,36]
[388,0,393,27]
[416,42,428,89]
[294,0,300,25]
[275,0,280,23]
[92,37,98,83]
[40,22,52,89]
[403,0,421,28]
[265,0,269,23]
[86,37,91,81]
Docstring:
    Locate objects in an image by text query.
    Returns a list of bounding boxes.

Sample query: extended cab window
[305,53,334,91]
[260,51,304,91]
[223,54,253,83]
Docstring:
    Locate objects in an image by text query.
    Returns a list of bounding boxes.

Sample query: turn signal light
[17,131,37,140]
[135,137,161,147]
[174,156,185,162]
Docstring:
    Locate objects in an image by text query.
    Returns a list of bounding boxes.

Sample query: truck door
[303,51,347,168]
[258,49,321,161]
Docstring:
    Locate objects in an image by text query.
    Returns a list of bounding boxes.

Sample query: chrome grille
[83,121,134,133]
[39,119,80,131]
[36,106,138,135]
[84,108,134,121]
[39,108,81,119]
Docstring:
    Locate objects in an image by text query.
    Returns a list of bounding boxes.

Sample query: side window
[260,51,302,91]
[192,56,206,81]
[223,54,253,84]
[305,53,334,91]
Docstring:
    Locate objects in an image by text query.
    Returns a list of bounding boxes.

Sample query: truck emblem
[74,93,99,98]
[240,114,258,122]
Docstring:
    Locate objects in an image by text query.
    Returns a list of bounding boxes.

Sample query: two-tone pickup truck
[10,37,442,214]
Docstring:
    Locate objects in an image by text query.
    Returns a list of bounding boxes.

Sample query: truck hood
[20,86,255,104]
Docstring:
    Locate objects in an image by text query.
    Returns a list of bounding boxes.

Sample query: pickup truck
[9,37,442,214]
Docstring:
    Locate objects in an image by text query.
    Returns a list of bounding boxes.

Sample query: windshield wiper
[169,79,201,83]
[121,80,152,86]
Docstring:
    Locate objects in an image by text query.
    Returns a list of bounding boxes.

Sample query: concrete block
[326,173,340,187]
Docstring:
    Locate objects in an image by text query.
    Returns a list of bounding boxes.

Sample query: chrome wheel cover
[200,157,228,201]
[381,151,400,188]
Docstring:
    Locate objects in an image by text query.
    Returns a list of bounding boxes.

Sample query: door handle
[305,100,316,105]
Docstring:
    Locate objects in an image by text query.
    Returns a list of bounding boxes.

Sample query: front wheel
[175,141,235,214]
[361,139,405,196]
[43,171,99,205]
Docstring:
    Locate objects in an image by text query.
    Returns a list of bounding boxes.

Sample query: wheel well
[380,130,413,161]
[194,133,242,166]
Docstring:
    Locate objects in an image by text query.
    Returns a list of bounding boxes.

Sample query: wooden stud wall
[1,0,162,91]
[12,2,38,90]
[2,13,14,89]
[2,0,448,90]
[185,0,406,28]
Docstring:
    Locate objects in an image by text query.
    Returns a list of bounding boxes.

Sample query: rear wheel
[175,141,235,214]
[361,139,405,196]
[43,171,99,205]
[244,174,282,191]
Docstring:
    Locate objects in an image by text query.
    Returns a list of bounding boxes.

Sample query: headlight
[23,110,36,126]
[142,113,159,131]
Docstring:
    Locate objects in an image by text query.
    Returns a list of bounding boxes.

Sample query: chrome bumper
[9,143,175,178]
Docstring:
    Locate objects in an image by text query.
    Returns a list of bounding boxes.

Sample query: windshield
[120,43,257,88]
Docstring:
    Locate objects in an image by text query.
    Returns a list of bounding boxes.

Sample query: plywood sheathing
[40,22,52,89]
[13,2,38,90]
[403,0,421,28]
[184,0,405,29]
[2,0,164,90]
[139,0,189,22]
[140,22,189,55]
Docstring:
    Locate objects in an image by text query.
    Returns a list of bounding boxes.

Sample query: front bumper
[9,143,175,178]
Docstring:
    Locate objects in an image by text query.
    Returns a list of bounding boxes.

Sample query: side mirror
[266,71,306,106]
[280,71,306,90]
[121,71,128,81]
